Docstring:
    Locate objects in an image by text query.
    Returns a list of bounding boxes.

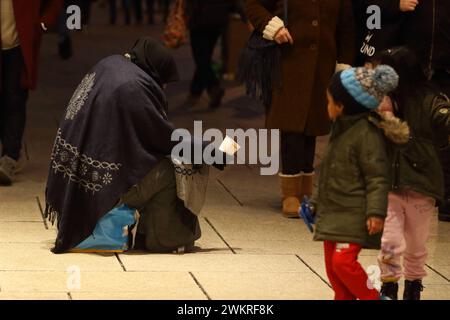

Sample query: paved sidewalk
[1,7,449,300]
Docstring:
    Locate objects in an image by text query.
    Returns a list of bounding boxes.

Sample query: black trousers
[189,27,222,96]
[433,70,450,209]
[109,0,132,24]
[280,131,316,175]
[134,0,170,23]
[0,47,28,161]
[121,159,201,252]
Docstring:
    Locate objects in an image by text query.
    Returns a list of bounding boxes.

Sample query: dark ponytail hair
[371,47,428,118]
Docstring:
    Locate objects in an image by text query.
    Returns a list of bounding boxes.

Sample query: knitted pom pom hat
[328,65,399,114]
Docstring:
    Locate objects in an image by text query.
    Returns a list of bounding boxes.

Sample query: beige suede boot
[299,172,315,203]
[279,173,302,218]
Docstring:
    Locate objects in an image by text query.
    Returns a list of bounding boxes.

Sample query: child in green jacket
[311,64,399,300]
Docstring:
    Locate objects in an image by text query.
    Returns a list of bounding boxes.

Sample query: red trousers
[324,241,380,300]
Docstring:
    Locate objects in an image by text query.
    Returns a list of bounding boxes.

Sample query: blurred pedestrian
[0,0,63,185]
[245,0,355,218]
[401,0,450,222]
[184,0,234,109]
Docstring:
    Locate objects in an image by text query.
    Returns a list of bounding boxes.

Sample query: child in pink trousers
[374,47,450,300]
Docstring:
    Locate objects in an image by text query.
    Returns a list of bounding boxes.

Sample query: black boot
[403,280,423,300]
[207,86,225,109]
[380,282,398,300]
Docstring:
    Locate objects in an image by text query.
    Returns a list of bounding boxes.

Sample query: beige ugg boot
[279,173,302,218]
[299,172,315,202]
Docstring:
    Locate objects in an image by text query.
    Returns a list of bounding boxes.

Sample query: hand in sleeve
[367,216,384,235]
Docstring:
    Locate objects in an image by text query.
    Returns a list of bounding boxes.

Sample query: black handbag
[237,0,288,109]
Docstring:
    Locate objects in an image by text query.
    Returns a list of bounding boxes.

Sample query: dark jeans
[281,132,316,175]
[189,27,222,96]
[433,69,450,211]
[0,47,29,161]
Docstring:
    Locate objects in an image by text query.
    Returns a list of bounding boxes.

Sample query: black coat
[352,0,405,66]
[402,0,450,74]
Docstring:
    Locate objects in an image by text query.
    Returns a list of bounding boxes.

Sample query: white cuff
[263,16,285,41]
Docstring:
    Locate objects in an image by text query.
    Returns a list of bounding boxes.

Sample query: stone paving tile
[195,218,232,255]
[0,244,123,272]
[203,217,311,242]
[0,222,54,243]
[0,292,69,300]
[119,254,309,273]
[227,239,324,255]
[0,201,43,222]
[0,271,205,300]
[193,271,333,300]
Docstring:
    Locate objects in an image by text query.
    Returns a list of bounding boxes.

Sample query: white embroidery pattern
[50,129,122,193]
[65,72,96,121]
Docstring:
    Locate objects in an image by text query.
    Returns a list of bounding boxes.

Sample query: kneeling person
[45,38,221,254]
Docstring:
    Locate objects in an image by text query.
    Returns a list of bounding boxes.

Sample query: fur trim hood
[369,111,411,145]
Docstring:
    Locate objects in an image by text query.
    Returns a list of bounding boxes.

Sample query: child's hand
[367,217,384,235]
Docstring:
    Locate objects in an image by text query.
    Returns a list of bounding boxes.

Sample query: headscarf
[128,37,180,87]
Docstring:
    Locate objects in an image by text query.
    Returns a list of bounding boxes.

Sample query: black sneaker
[403,280,424,300]
[380,282,398,300]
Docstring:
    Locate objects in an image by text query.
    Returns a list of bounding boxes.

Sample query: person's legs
[58,5,73,60]
[80,0,92,26]
[109,0,117,24]
[324,241,356,300]
[122,0,132,25]
[133,0,143,24]
[299,135,316,201]
[1,47,28,162]
[163,0,170,22]
[279,132,304,217]
[189,28,207,97]
[403,191,434,281]
[280,131,304,175]
[121,159,201,252]
[378,192,406,282]
[146,0,155,24]
[203,27,222,94]
[331,242,380,300]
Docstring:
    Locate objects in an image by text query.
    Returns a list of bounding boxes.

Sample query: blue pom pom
[373,65,399,93]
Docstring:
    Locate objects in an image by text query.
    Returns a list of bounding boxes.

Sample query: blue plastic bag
[299,196,315,233]
[71,205,137,253]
